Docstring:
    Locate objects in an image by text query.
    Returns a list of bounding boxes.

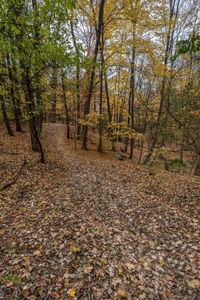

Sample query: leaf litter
[0,123,199,299]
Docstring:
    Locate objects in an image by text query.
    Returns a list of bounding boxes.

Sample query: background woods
[0,0,200,174]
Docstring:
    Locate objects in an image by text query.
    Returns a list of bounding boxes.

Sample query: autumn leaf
[126,262,135,270]
[33,250,41,256]
[138,257,145,264]
[159,258,165,267]
[130,275,138,284]
[83,265,93,274]
[187,279,200,289]
[100,258,107,265]
[69,242,81,253]
[67,288,76,298]
[52,291,61,299]
[116,289,130,298]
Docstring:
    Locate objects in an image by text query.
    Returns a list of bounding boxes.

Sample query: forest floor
[0,123,200,300]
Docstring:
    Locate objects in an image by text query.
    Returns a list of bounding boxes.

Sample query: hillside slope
[0,123,199,300]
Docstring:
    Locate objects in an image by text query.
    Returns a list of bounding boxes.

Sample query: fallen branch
[0,150,21,155]
[0,158,26,191]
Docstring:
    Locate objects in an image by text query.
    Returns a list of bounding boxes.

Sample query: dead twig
[0,150,21,155]
[0,157,26,191]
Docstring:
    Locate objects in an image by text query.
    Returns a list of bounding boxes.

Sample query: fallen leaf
[83,266,93,273]
[159,258,165,267]
[69,242,81,253]
[52,291,61,299]
[100,258,107,265]
[33,250,41,256]
[126,263,135,270]
[138,257,145,264]
[68,288,76,298]
[116,289,130,298]
[187,279,200,289]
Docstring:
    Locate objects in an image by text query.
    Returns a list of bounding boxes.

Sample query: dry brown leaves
[0,123,199,300]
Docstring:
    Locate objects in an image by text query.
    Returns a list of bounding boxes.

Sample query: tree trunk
[0,93,14,136]
[24,68,45,163]
[129,21,136,159]
[61,75,70,139]
[6,54,22,132]
[32,0,43,134]
[98,25,104,153]
[70,20,81,137]
[82,0,106,150]
[51,69,58,123]
[192,154,200,176]
[104,67,112,124]
[138,82,151,163]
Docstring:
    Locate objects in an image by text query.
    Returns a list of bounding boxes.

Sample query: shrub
[166,159,187,172]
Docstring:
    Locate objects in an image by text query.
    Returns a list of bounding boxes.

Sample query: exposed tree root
[0,157,26,191]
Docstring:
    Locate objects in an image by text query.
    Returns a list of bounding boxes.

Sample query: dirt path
[0,123,199,299]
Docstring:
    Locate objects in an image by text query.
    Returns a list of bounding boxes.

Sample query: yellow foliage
[67,288,76,298]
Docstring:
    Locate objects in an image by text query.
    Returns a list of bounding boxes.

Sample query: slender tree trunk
[98,26,104,153]
[61,75,70,139]
[192,154,200,176]
[0,91,14,136]
[124,92,131,152]
[82,0,106,150]
[24,68,45,163]
[34,77,44,134]
[111,66,121,151]
[70,20,81,137]
[32,0,44,134]
[129,21,136,159]
[104,67,112,124]
[104,66,113,147]
[51,69,58,123]
[138,82,151,163]
[6,54,22,132]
